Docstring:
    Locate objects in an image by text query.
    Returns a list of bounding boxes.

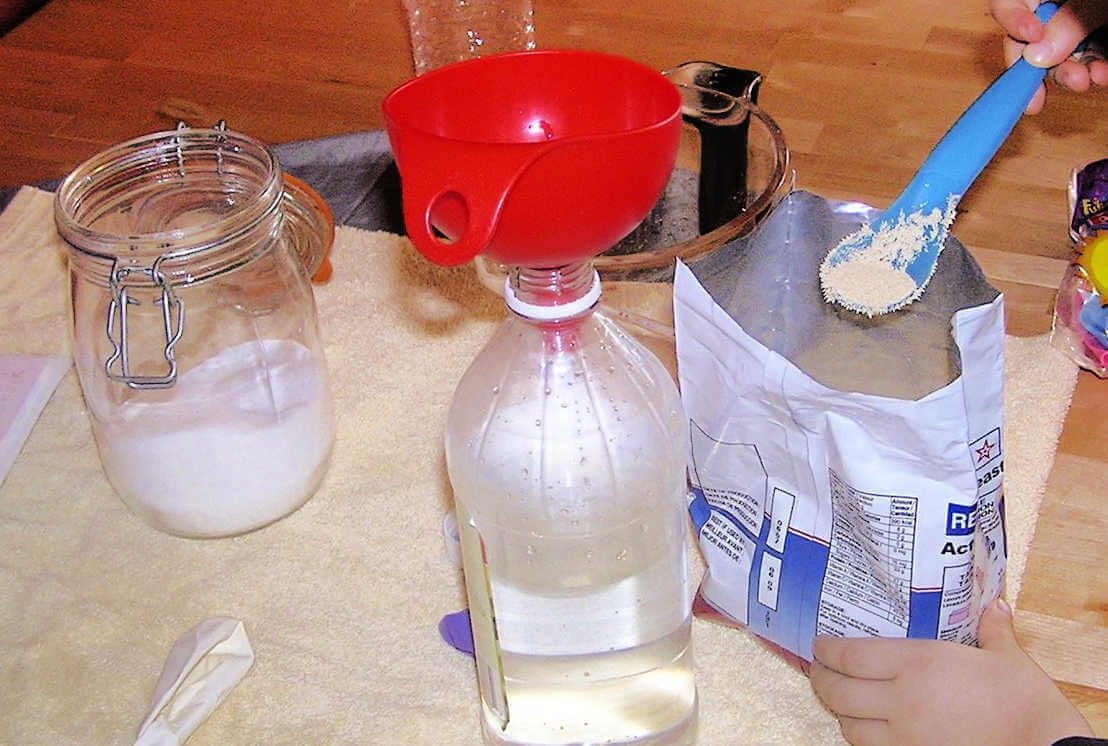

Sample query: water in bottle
[445,264,697,745]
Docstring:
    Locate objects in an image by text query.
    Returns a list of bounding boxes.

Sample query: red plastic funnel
[382,49,682,268]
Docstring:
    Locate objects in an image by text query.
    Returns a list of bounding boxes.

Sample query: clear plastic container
[55,126,335,538]
[445,262,697,745]
[401,0,535,76]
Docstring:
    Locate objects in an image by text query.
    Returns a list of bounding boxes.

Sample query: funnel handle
[402,182,503,266]
[399,142,553,267]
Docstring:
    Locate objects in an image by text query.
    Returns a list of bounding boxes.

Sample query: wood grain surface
[1,0,1105,737]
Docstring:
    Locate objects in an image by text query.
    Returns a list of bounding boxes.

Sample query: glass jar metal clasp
[104,256,185,389]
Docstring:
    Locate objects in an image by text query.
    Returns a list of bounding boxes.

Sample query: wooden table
[2,0,1106,735]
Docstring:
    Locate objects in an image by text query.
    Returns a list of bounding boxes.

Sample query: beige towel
[0,186,1078,745]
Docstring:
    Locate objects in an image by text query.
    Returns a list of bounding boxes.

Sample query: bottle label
[457,511,510,730]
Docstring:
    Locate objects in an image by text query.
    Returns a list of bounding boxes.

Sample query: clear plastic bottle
[445,263,697,745]
[402,0,536,76]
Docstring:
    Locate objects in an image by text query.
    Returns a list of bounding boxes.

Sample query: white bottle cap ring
[503,269,602,320]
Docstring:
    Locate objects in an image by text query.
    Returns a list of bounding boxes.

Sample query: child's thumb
[977,597,1021,652]
[1025,0,1108,68]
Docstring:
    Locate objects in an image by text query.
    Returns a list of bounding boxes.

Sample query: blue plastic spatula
[820,2,1063,316]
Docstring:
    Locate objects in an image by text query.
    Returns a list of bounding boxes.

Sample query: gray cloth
[271,130,403,233]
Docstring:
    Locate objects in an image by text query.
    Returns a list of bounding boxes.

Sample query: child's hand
[990,0,1108,114]
[809,599,1094,745]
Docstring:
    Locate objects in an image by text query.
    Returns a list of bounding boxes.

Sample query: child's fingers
[809,660,893,720]
[1050,58,1093,91]
[1003,34,1027,67]
[811,635,921,680]
[1090,57,1108,86]
[1026,0,1108,68]
[990,0,1046,41]
[838,716,892,746]
[1024,83,1047,114]
[1077,36,1108,86]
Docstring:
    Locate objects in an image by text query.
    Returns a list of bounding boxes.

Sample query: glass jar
[55,127,335,538]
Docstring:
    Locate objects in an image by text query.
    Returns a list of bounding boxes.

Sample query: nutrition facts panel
[817,472,917,637]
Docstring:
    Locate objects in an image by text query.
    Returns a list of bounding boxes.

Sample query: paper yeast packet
[672,194,1007,661]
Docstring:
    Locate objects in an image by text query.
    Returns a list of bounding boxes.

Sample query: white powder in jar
[820,198,958,316]
[95,338,334,538]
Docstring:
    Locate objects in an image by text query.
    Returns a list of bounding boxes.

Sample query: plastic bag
[674,190,1006,659]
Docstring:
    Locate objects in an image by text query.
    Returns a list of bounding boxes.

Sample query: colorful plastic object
[1079,293,1108,347]
[1053,259,1108,377]
[1077,235,1108,355]
[382,49,682,268]
[1077,233,1108,300]
[1070,158,1108,241]
[1071,289,1108,369]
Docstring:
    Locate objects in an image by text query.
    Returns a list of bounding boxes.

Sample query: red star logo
[976,440,993,462]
